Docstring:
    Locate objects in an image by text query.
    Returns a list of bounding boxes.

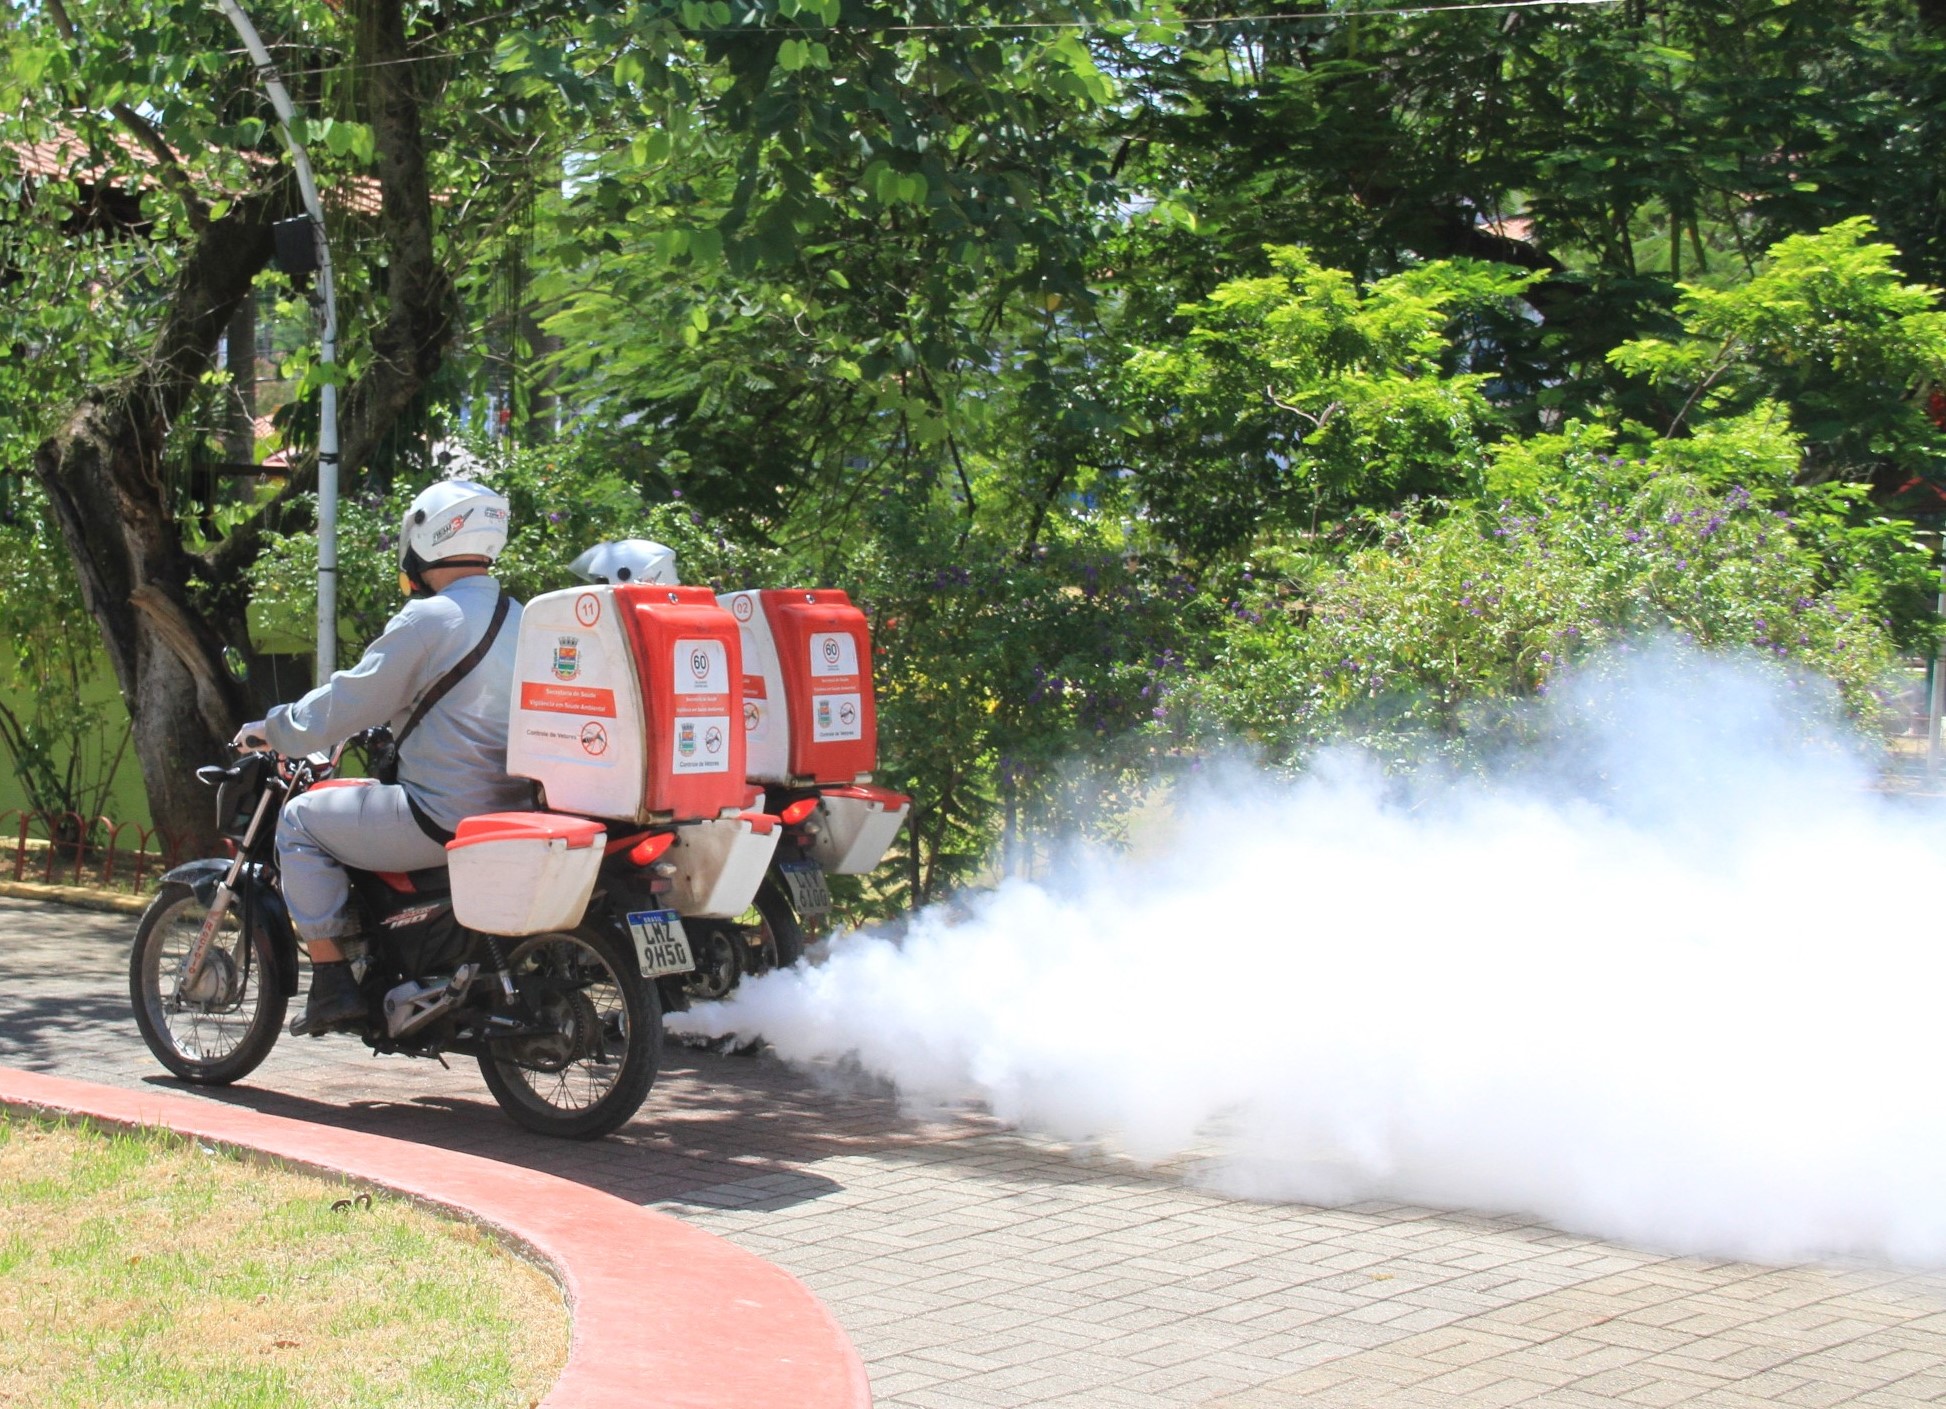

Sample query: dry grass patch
[0,1115,568,1408]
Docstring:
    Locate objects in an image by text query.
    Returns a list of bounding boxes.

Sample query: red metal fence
[0,810,192,894]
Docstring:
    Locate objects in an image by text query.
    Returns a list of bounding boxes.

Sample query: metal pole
[1930,542,1946,775]
[213,0,339,683]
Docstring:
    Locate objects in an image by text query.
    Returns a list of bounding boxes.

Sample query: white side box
[448,835,604,935]
[666,815,780,918]
[809,789,910,875]
[719,589,790,783]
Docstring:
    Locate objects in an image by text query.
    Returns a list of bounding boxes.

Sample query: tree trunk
[33,0,454,851]
[224,298,257,466]
[32,201,278,855]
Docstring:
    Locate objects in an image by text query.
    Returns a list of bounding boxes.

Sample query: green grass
[0,1115,567,1408]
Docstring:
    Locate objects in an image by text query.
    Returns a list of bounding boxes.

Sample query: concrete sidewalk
[4,895,1943,1407]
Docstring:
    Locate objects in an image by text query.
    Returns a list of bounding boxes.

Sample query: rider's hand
[232,720,270,751]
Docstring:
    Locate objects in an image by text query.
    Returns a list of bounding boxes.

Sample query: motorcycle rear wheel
[477,924,660,1140]
[130,881,286,1085]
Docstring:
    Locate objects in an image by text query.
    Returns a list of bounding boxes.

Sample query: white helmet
[399,479,509,586]
[569,538,680,585]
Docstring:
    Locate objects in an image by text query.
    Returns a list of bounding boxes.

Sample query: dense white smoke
[671,644,1946,1268]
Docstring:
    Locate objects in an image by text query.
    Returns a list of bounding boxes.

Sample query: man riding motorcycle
[233,479,533,1036]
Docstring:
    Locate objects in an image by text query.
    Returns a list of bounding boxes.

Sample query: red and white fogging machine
[721,588,911,968]
[492,581,907,1009]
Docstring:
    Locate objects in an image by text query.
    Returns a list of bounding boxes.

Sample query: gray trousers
[275,780,450,943]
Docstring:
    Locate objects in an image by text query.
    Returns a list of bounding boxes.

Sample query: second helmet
[569,538,680,586]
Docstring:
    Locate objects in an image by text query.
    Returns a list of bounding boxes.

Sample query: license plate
[777,859,831,917]
[626,910,695,978]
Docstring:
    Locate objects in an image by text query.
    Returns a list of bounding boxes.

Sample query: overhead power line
[222,0,1627,81]
[814,0,1626,29]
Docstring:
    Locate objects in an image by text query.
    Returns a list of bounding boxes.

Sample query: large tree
[7,0,1944,860]
[4,0,481,848]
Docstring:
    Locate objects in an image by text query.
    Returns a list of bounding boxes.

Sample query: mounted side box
[446,813,606,935]
[808,784,911,875]
[718,588,877,786]
[665,811,781,919]
[507,584,746,824]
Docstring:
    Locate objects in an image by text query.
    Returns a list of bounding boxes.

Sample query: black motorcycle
[129,735,694,1140]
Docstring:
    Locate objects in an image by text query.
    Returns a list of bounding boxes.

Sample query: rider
[567,537,680,586]
[233,479,533,1036]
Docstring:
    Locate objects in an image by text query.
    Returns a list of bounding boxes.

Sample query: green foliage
[1122,248,1537,558]
[15,0,1946,892]
[497,0,1146,539]
[1610,218,1946,477]
[1179,467,1897,767]
[833,493,1209,908]
[0,1,393,468]
[248,444,769,656]
[0,486,128,822]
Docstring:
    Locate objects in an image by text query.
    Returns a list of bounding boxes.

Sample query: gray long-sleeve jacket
[264,574,534,832]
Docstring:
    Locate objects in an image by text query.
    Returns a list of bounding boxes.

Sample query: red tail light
[627,832,676,867]
[779,797,819,825]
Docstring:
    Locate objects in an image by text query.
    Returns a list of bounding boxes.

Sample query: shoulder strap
[393,588,512,756]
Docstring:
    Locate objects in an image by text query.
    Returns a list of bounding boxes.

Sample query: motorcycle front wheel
[477,924,660,1140]
[130,881,287,1084]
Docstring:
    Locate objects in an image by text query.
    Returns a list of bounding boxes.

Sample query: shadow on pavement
[0,895,1163,1211]
[0,992,141,1068]
[148,1039,1007,1212]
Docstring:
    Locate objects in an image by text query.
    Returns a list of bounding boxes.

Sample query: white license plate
[626,909,695,978]
[777,860,831,916]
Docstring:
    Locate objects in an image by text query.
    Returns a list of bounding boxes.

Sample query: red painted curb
[0,1068,872,1409]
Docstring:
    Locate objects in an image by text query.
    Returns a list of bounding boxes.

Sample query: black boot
[291,959,365,1036]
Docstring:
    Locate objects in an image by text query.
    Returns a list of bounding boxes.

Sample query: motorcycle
[661,789,837,1006]
[741,781,911,982]
[752,789,833,968]
[128,732,699,1140]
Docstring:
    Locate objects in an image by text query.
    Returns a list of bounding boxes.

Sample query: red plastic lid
[821,784,911,809]
[449,812,606,850]
[739,811,779,834]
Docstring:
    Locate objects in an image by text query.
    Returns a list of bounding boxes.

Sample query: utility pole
[1930,534,1946,776]
[213,0,340,683]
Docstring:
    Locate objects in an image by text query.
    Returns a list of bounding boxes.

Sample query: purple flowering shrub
[1181,445,1899,765]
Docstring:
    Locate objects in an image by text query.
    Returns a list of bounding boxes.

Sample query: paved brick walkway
[5,894,1946,1407]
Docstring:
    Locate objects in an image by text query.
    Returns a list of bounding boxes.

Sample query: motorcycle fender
[159,857,233,906]
[158,859,303,1000]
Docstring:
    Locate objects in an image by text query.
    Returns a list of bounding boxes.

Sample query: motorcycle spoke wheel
[682,924,741,1001]
[477,926,659,1141]
[130,883,286,1085]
